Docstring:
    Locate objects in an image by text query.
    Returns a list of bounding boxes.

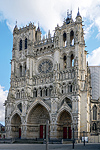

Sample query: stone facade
[5,10,93,140]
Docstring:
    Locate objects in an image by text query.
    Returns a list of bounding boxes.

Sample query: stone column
[50,98,58,138]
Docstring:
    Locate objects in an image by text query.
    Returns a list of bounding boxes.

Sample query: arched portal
[57,110,72,139]
[11,113,21,138]
[27,104,50,139]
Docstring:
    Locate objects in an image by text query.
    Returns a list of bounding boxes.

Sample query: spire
[13,20,18,34]
[37,22,40,32]
[48,30,51,38]
[77,7,81,17]
[15,20,18,28]
[66,9,72,24]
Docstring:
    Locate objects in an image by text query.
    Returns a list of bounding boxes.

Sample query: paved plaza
[0,144,100,150]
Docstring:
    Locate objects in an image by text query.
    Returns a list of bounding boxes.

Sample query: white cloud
[0,0,100,38]
[84,22,94,40]
[87,47,100,66]
[0,85,8,125]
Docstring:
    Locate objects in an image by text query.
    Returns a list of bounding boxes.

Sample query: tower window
[70,30,74,46]
[20,65,22,77]
[71,54,74,67]
[25,38,27,49]
[63,55,67,69]
[63,32,67,47]
[19,39,22,51]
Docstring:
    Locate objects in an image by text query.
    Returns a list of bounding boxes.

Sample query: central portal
[27,104,50,139]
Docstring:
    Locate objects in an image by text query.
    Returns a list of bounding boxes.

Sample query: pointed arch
[11,113,21,124]
[26,98,50,123]
[60,95,72,106]
[57,107,72,139]
[57,105,72,121]
[11,113,21,138]
[26,99,50,139]
[10,111,21,123]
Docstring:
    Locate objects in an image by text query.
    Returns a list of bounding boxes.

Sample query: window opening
[70,31,74,46]
[25,64,26,75]
[63,32,67,47]
[93,123,97,130]
[70,85,72,92]
[46,88,48,96]
[40,88,42,97]
[17,103,22,112]
[93,105,97,120]
[25,38,27,49]
[33,88,37,98]
[63,55,67,69]
[17,90,20,99]
[19,39,22,51]
[20,65,22,77]
[71,54,74,67]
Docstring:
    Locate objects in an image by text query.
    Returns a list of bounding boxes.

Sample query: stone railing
[11,77,26,88]
[59,68,75,81]
[34,37,54,47]
[33,73,53,86]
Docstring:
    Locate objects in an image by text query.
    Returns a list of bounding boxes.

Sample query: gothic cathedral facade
[5,10,92,140]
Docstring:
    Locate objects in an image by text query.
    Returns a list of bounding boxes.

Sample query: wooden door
[68,127,71,139]
[19,128,21,139]
[40,125,43,138]
[63,127,67,139]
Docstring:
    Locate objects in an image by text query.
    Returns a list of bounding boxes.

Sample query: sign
[82,137,88,142]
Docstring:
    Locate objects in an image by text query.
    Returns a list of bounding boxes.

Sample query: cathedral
[5,9,100,141]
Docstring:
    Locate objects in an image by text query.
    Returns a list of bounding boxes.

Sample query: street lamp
[72,127,74,149]
[83,131,85,146]
[46,120,49,150]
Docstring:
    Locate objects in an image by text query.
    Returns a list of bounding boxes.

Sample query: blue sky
[0,21,12,90]
[0,0,100,125]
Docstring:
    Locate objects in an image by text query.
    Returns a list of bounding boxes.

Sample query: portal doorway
[11,113,21,138]
[27,104,50,139]
[57,110,72,139]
